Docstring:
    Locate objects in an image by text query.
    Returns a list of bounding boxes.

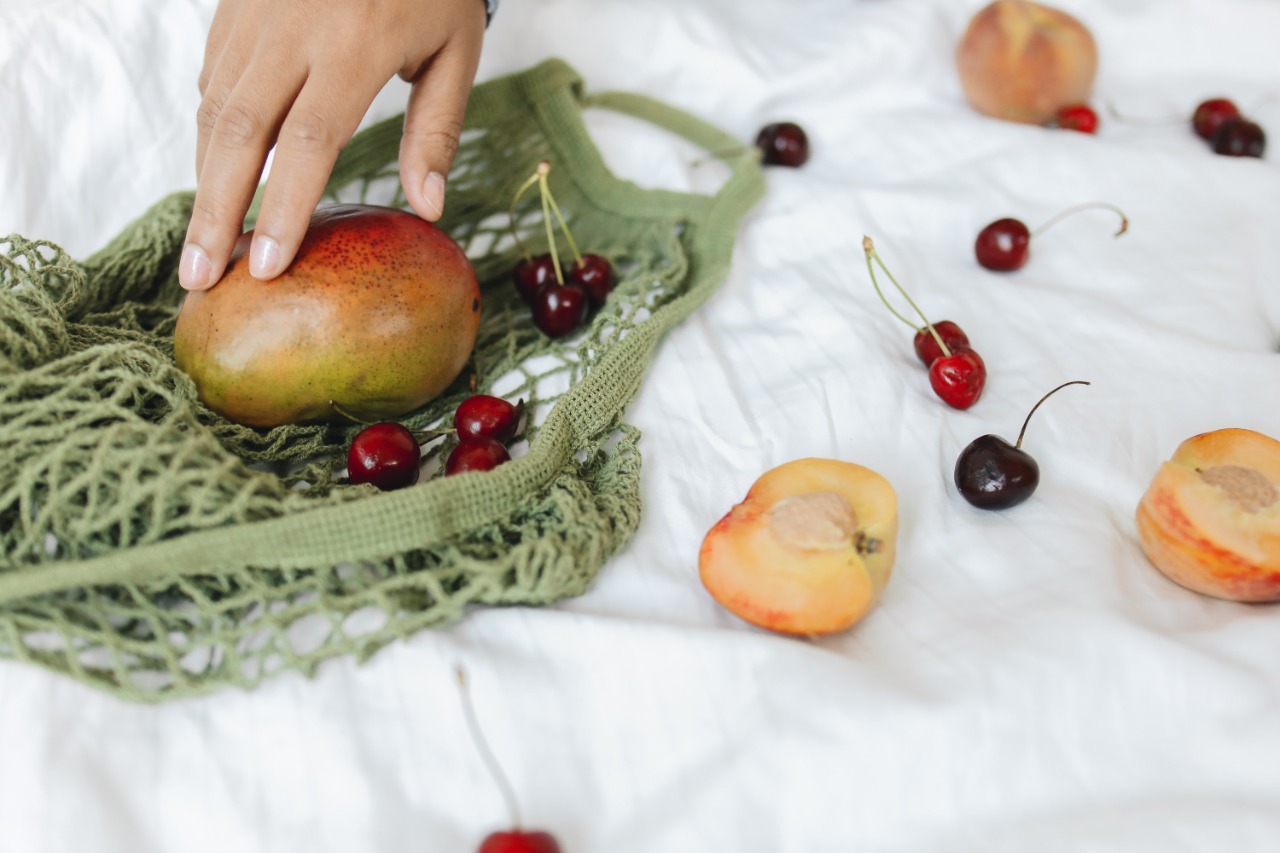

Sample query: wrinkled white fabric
[2,0,1280,851]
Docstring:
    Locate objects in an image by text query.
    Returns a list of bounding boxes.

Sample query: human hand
[180,0,486,291]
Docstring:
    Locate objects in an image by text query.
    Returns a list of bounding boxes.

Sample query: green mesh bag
[0,59,763,702]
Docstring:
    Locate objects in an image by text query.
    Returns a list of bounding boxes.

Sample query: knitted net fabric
[0,60,763,702]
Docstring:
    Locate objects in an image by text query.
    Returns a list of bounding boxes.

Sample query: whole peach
[956,0,1098,125]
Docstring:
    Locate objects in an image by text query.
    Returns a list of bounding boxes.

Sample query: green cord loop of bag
[0,59,764,702]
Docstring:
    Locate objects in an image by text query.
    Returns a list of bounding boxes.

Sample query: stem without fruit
[456,666,524,830]
[330,400,374,426]
[862,236,951,358]
[1031,203,1129,239]
[544,188,583,266]
[1014,380,1091,449]
[507,169,544,261]
[537,166,566,286]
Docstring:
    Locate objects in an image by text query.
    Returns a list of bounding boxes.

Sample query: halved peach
[1135,428,1280,602]
[698,458,898,635]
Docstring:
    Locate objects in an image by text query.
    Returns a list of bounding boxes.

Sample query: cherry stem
[330,400,374,426]
[456,666,523,830]
[1014,380,1091,450]
[507,169,543,262]
[536,163,566,286]
[542,180,583,267]
[862,236,951,359]
[1104,101,1184,126]
[1031,202,1128,239]
[329,400,452,439]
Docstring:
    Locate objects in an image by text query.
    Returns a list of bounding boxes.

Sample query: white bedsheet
[3,0,1280,850]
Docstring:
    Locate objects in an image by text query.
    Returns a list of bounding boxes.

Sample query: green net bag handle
[0,59,764,700]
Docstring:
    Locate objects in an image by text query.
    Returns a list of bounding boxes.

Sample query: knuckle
[213,100,267,149]
[195,94,225,137]
[282,110,339,153]
[408,122,463,159]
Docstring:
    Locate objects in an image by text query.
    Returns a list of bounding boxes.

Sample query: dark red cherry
[954,380,1089,510]
[755,122,810,167]
[347,422,421,491]
[974,218,1031,271]
[1192,98,1241,141]
[570,253,614,306]
[478,831,562,853]
[531,282,589,338]
[913,320,971,367]
[954,434,1039,510]
[1211,117,1266,158]
[446,437,511,475]
[1051,104,1098,134]
[928,349,986,410]
[454,395,523,444]
[513,254,557,304]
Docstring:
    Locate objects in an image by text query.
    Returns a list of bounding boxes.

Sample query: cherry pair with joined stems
[1110,97,1267,159]
[337,394,525,490]
[509,161,614,339]
[975,202,1128,272]
[863,236,985,410]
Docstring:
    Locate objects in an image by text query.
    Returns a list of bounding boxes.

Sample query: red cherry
[975,203,1128,272]
[1192,98,1241,141]
[569,253,614,307]
[446,437,511,475]
[347,422,421,491]
[1211,117,1267,158]
[928,349,986,410]
[454,395,523,444]
[913,320,971,367]
[1051,104,1098,134]
[513,254,557,304]
[478,831,562,853]
[755,122,810,167]
[974,218,1031,271]
[531,282,589,338]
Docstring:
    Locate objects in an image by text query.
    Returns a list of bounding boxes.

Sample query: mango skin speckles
[174,205,481,428]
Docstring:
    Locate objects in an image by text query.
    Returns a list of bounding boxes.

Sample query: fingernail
[180,243,212,291]
[422,172,446,220]
[250,235,281,279]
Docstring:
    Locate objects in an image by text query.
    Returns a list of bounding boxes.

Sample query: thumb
[400,44,481,223]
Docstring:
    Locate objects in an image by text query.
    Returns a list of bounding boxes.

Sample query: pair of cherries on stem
[1191,97,1267,158]
[1110,97,1267,158]
[955,380,1090,510]
[510,161,614,339]
[458,667,562,853]
[863,237,986,410]
[974,202,1128,272]
[343,395,524,491]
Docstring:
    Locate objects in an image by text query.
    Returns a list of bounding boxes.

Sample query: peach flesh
[699,458,897,635]
[1136,429,1280,602]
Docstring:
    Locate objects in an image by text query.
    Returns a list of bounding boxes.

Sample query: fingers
[181,60,305,291]
[399,31,484,223]
[245,74,380,280]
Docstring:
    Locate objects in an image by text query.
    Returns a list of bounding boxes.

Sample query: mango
[174,205,481,428]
